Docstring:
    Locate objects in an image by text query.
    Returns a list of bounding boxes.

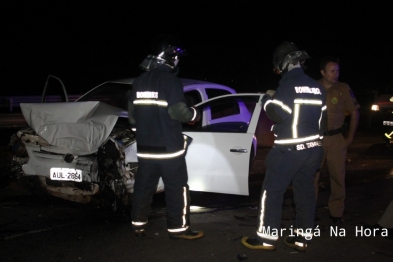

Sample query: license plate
[50,168,82,182]
[383,121,393,126]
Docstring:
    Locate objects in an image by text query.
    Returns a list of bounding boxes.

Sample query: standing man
[242,41,327,252]
[129,35,204,240]
[314,57,360,224]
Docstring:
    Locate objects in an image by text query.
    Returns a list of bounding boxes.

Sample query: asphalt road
[1,129,393,261]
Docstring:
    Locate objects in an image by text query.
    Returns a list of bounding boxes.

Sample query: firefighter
[129,35,203,240]
[242,41,328,251]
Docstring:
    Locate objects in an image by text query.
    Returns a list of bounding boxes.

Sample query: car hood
[20,101,123,154]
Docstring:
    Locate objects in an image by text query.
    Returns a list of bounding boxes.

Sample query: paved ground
[1,129,393,261]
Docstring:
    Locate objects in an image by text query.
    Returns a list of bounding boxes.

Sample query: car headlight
[371,104,379,111]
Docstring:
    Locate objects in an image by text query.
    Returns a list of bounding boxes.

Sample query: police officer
[242,41,327,251]
[314,57,360,224]
[129,35,204,240]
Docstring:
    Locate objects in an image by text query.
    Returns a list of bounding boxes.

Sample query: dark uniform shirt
[262,68,327,147]
[319,80,360,130]
[129,65,196,157]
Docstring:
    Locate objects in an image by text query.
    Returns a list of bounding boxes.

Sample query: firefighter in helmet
[129,35,203,240]
[242,41,327,251]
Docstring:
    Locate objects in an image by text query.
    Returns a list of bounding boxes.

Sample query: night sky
[2,2,392,98]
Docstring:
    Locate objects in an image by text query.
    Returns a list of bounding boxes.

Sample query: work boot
[169,229,204,240]
[284,236,307,252]
[241,236,276,251]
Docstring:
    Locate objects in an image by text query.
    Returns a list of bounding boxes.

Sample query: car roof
[109,78,236,92]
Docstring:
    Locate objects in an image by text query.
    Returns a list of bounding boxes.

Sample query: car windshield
[76,82,132,110]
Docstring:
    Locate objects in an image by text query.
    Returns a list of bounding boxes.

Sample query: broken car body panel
[21,101,123,154]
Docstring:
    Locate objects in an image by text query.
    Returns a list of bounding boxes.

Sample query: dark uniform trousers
[131,156,190,231]
[257,146,323,244]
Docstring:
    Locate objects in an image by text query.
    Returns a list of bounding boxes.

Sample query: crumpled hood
[20,101,123,154]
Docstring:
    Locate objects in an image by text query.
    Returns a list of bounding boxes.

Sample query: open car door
[183,94,264,195]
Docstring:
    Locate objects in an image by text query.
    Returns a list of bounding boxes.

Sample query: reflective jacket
[261,68,328,147]
[129,65,199,159]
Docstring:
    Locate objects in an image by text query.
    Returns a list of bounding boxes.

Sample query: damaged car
[6,76,263,211]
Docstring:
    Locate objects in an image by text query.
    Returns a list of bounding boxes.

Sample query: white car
[72,77,256,158]
[8,77,263,209]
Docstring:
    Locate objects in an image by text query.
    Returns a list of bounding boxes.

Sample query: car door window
[183,95,258,133]
[184,90,202,107]
[205,88,232,99]
[210,99,240,120]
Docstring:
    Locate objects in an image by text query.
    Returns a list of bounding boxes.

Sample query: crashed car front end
[12,127,99,202]
[9,101,144,207]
